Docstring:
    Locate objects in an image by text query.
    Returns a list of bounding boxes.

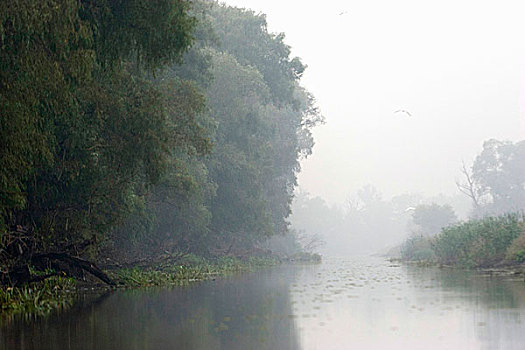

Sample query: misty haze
[1,0,525,349]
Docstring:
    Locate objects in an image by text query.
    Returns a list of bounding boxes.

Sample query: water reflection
[289,257,525,350]
[1,268,301,350]
[2,257,525,349]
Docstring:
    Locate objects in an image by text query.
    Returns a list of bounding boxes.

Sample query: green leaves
[0,0,202,259]
[83,0,196,72]
[0,0,93,229]
[123,3,323,255]
[432,214,524,267]
[1,0,322,265]
[201,5,322,250]
[207,5,300,106]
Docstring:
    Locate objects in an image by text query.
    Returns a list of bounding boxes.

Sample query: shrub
[432,213,524,267]
[504,223,525,263]
[401,236,435,261]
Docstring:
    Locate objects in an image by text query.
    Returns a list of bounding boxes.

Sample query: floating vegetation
[111,255,282,288]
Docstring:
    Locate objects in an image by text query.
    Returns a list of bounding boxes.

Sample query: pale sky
[223,0,525,205]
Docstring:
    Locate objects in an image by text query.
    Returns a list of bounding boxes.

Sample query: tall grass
[0,276,75,317]
[432,213,524,267]
[400,236,435,262]
[112,255,282,287]
[0,254,289,318]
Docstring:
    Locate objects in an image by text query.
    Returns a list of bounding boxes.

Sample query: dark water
[2,256,525,349]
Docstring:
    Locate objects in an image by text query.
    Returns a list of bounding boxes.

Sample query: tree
[207,5,305,106]
[456,160,483,213]
[110,3,323,257]
[199,4,322,253]
[471,139,525,215]
[203,50,274,251]
[1,0,324,273]
[0,0,203,274]
[411,203,457,236]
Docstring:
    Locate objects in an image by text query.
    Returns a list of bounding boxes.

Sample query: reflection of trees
[0,291,112,349]
[0,268,301,349]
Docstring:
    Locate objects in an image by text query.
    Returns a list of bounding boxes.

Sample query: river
[2,256,525,349]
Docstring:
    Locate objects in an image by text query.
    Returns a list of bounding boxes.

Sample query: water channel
[2,256,525,349]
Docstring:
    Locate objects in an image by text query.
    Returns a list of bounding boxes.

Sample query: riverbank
[0,252,321,318]
[398,213,525,271]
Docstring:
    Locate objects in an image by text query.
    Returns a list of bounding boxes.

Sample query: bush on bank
[432,213,524,267]
[401,213,525,268]
[400,236,435,262]
[505,230,525,263]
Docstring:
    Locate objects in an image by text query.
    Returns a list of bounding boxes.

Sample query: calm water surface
[2,256,525,349]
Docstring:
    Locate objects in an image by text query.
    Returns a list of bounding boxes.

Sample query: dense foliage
[401,214,525,267]
[0,0,322,281]
[432,214,524,267]
[112,2,322,260]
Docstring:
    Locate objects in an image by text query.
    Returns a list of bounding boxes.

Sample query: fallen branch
[31,253,115,286]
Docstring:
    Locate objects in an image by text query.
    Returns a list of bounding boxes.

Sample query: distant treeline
[0,0,322,274]
[290,137,525,258]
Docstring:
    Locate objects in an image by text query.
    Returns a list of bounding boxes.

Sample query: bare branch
[456,160,480,209]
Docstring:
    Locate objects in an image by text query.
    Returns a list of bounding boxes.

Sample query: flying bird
[338,11,349,16]
[394,109,412,117]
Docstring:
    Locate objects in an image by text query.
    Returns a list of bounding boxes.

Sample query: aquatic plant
[112,255,282,287]
[112,265,207,287]
[0,276,75,317]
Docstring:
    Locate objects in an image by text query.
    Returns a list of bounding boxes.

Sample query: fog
[224,0,525,202]
[225,0,525,254]
[4,2,525,346]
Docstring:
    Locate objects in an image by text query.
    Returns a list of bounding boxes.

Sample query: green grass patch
[111,255,282,288]
[0,276,76,318]
[0,254,309,318]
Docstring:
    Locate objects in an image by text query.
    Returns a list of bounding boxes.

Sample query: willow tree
[0,0,203,270]
[203,4,323,253]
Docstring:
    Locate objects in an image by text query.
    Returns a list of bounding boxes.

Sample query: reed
[432,213,524,267]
